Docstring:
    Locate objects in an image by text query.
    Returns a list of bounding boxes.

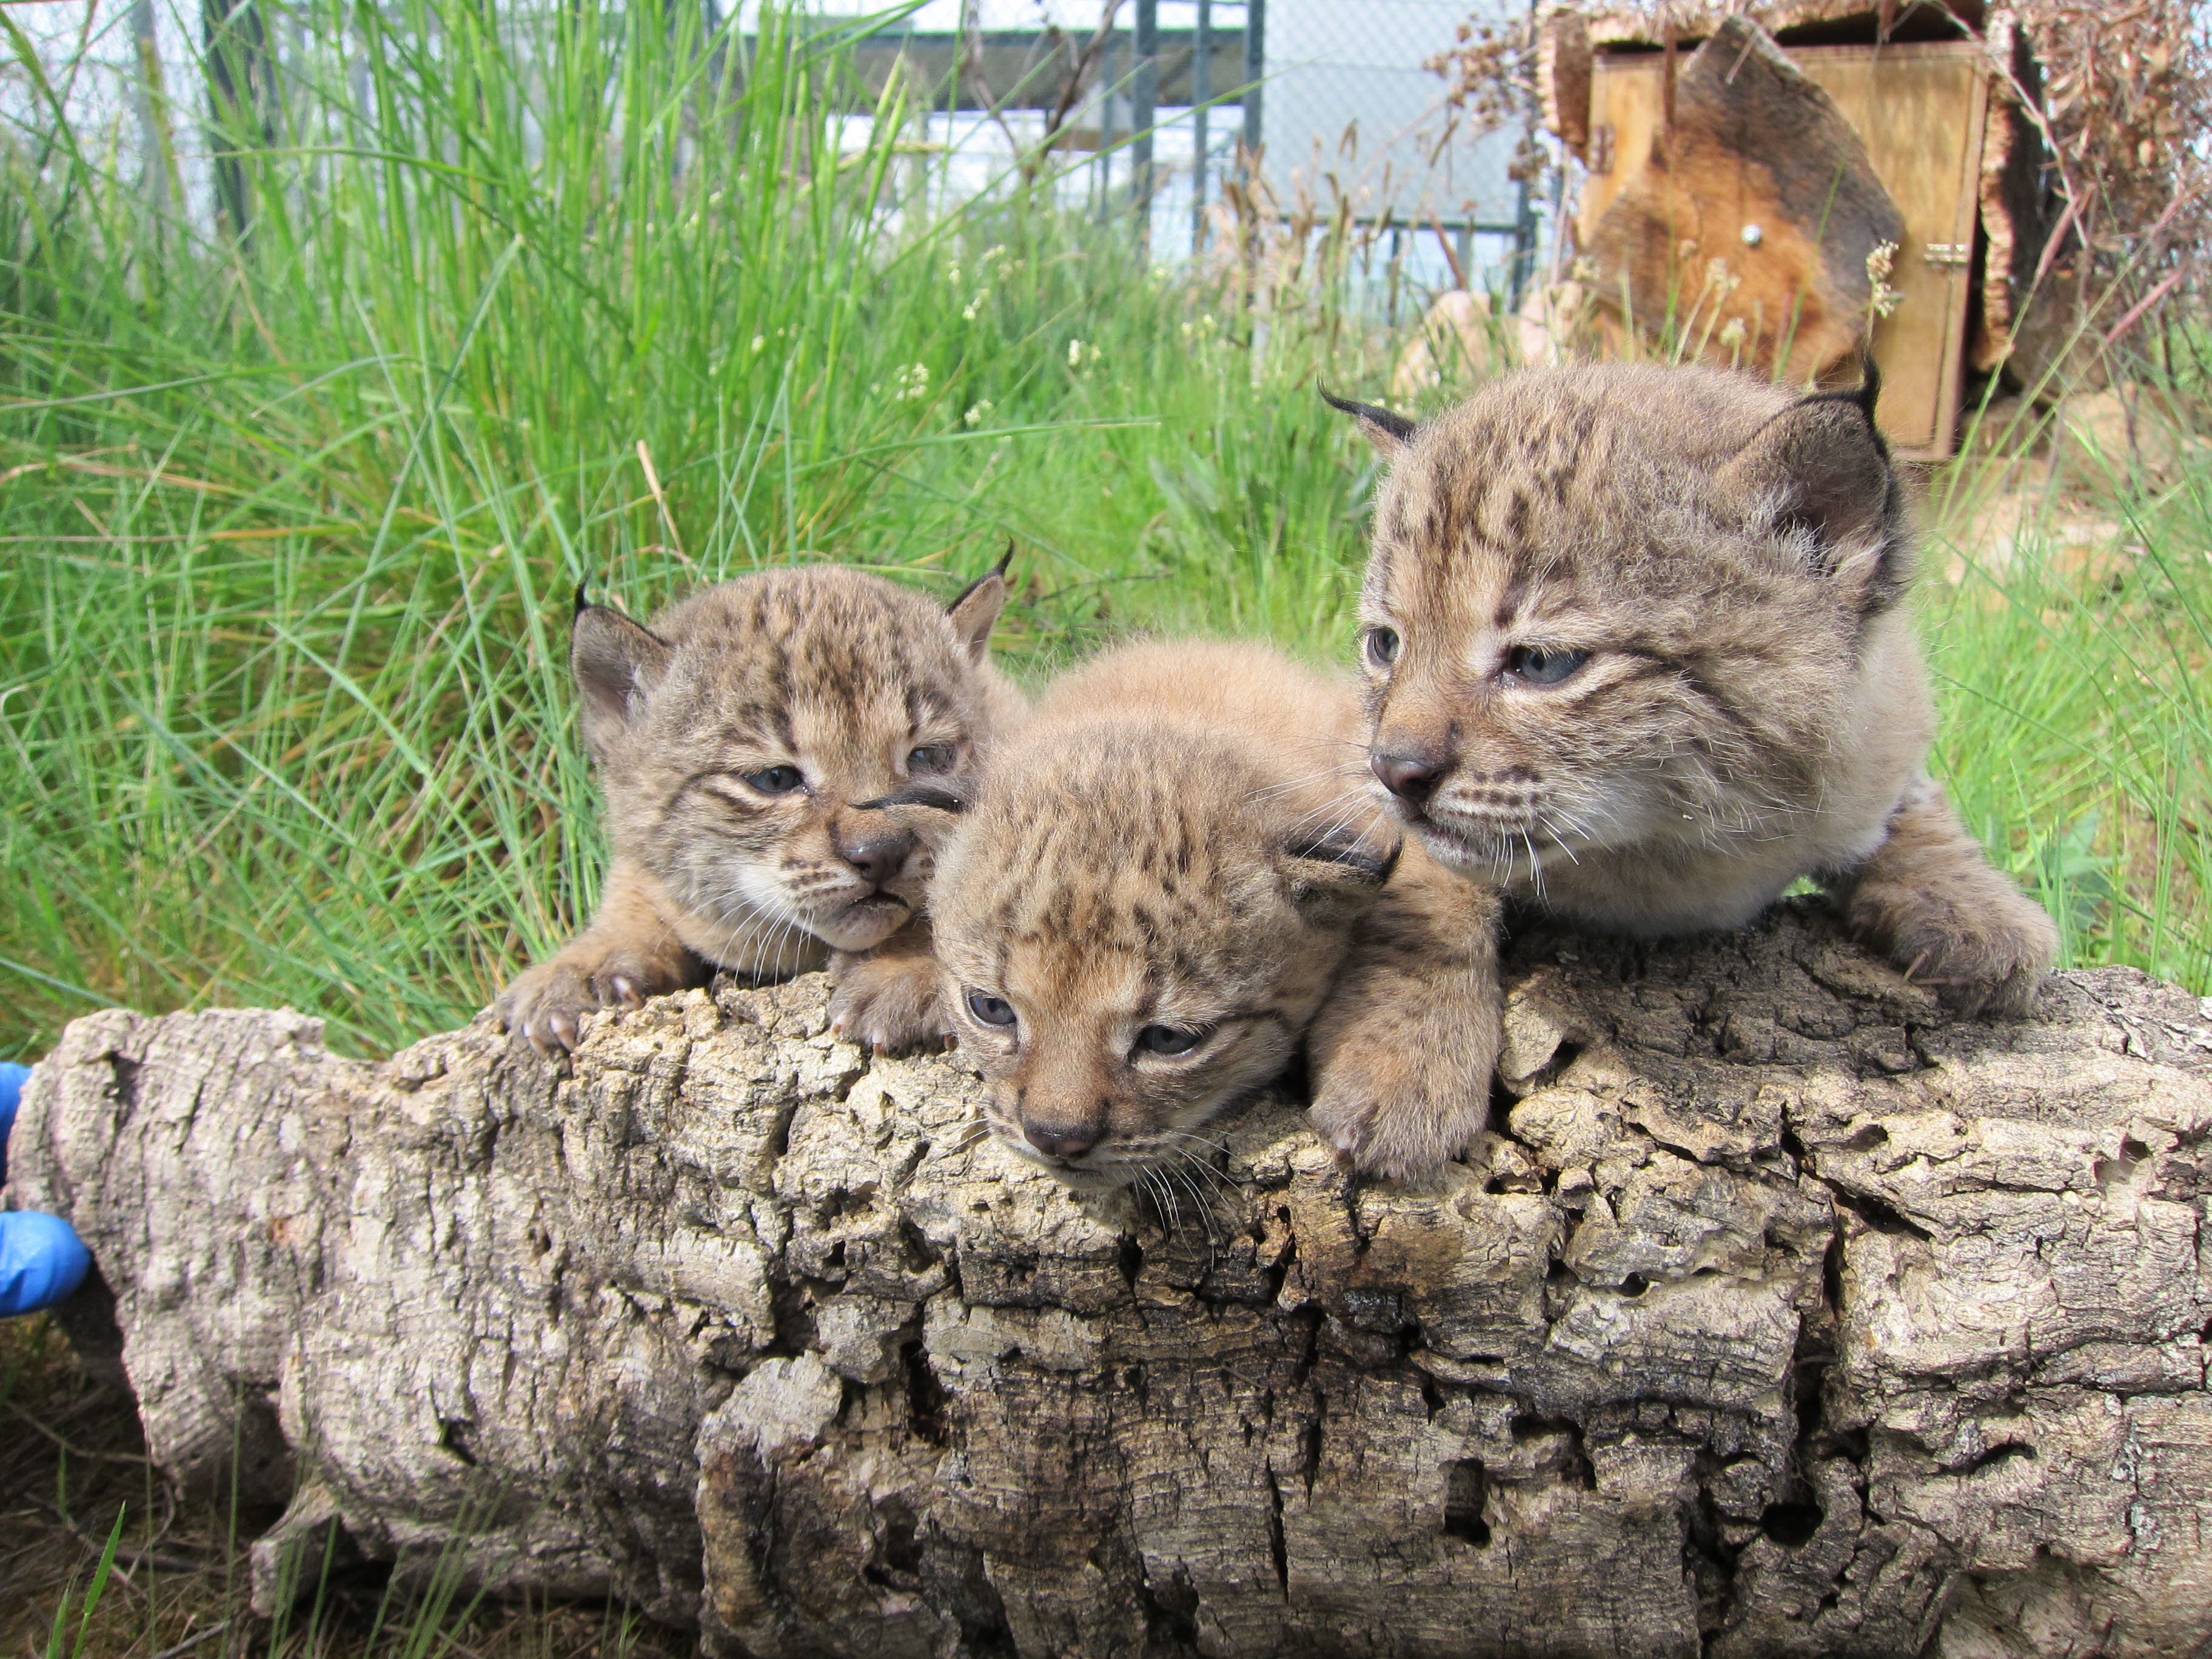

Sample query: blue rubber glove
[0,1060,25,1185]
[1,1060,93,1316]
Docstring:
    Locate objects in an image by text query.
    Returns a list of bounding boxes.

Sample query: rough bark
[12,902,2212,1658]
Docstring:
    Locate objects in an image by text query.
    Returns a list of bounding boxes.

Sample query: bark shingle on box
[13,902,2212,1657]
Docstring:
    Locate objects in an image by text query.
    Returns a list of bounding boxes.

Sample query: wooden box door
[1581,42,1991,460]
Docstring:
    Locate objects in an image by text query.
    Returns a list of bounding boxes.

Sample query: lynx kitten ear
[1278,823,1403,919]
[1712,369,1908,609]
[571,601,675,759]
[945,545,1014,663]
[1320,386,1416,458]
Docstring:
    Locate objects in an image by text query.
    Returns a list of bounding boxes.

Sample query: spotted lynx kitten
[496,562,1023,1054]
[870,638,1501,1186]
[1327,363,2056,1014]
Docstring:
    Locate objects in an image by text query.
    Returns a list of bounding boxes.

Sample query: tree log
[12,902,2212,1658]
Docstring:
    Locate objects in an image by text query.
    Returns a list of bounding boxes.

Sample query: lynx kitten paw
[497,948,669,1055]
[1851,882,2058,1019]
[1309,1045,1492,1182]
[828,950,950,1054]
[1837,780,2059,1020]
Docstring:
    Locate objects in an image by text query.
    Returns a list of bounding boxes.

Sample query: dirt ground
[0,1313,690,1659]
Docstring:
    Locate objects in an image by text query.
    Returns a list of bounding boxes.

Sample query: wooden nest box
[1538,1,2051,459]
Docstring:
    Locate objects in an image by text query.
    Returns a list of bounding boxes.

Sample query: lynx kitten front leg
[828,916,951,1054]
[1829,780,2057,1018]
[1307,851,1504,1181]
[496,861,706,1054]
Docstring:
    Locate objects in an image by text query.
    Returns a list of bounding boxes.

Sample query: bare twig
[1027,1,1125,186]
[151,1620,233,1659]
[5,1403,156,1466]
[2102,269,2186,349]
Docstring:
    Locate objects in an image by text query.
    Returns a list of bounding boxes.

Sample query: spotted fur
[902,639,1500,1188]
[496,563,1023,1053]
[1336,363,2056,1016]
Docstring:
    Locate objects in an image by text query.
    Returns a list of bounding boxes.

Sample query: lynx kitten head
[572,563,1013,964]
[889,642,1396,1189]
[1329,364,1912,919]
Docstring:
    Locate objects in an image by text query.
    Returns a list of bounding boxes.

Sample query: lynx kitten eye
[1133,1024,1209,1057]
[1364,626,1401,668]
[743,764,806,794]
[1505,646,1591,686]
[907,743,958,774]
[965,989,1017,1027]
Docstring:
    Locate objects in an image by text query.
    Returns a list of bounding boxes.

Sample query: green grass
[0,1,1382,1059]
[1926,432,2212,992]
[0,0,2207,1078]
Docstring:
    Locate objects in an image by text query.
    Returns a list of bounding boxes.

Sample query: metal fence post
[1131,0,1157,246]
[1508,0,1541,310]
[129,0,179,216]
[1190,0,1211,252]
[1096,25,1120,224]
[1241,0,1264,168]
[203,0,274,240]
[1509,174,1536,310]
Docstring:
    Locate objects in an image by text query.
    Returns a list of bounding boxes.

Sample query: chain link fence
[0,0,1536,306]
[854,0,1537,299]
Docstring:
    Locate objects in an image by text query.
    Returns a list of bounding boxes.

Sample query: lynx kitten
[876,639,1501,1186]
[1328,363,2056,1015]
[497,562,1022,1054]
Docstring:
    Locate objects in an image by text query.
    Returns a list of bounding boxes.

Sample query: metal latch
[1923,241,1972,269]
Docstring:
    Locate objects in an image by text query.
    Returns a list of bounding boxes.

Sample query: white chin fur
[810,895,911,950]
[1410,817,1513,876]
[996,1133,1137,1190]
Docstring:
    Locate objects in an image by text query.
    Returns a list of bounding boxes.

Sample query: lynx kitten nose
[1024,1121,1099,1161]
[836,825,917,883]
[1372,750,1443,804]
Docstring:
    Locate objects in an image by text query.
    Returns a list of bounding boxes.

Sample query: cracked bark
[11,901,2212,1658]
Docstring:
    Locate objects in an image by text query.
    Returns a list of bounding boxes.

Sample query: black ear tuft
[854,782,971,816]
[1711,376,1909,612]
[573,581,590,620]
[946,547,1013,664]
[1280,824,1403,916]
[1284,826,1401,881]
[854,779,973,852]
[570,603,675,760]
[1319,384,1416,456]
[1795,355,1889,460]
[1851,355,1882,426]
[947,542,1014,615]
